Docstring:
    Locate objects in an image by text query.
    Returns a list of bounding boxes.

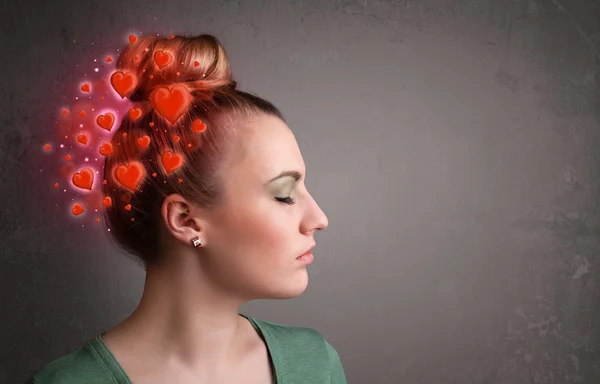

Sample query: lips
[297,244,316,259]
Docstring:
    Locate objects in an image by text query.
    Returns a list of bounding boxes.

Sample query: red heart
[64,154,71,161]
[150,84,191,125]
[193,60,200,67]
[137,135,151,149]
[192,118,207,132]
[72,168,94,190]
[77,134,88,145]
[79,111,85,117]
[154,51,172,69]
[97,113,115,131]
[125,204,132,211]
[44,144,51,151]
[128,108,142,121]
[99,142,113,156]
[102,197,112,207]
[110,71,138,98]
[129,35,138,44]
[161,150,184,174]
[72,203,85,216]
[105,56,112,63]
[113,161,146,192]
[80,83,90,92]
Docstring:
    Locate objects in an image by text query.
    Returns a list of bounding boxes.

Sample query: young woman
[27,34,347,384]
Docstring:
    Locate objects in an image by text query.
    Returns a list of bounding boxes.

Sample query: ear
[161,194,206,247]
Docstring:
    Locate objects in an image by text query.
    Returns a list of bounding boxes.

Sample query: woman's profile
[27,34,347,384]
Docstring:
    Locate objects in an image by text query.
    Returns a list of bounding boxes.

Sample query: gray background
[2,0,600,382]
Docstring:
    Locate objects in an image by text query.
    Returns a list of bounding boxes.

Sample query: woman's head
[102,34,328,300]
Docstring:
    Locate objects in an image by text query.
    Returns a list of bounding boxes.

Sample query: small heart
[53,182,58,188]
[99,142,113,156]
[125,204,132,211]
[137,135,151,149]
[110,71,138,98]
[95,218,101,223]
[72,168,94,190]
[61,109,68,116]
[161,150,184,174]
[80,83,90,92]
[169,34,175,39]
[128,108,142,121]
[149,122,155,127]
[77,134,88,145]
[149,84,192,125]
[152,172,157,177]
[72,203,85,216]
[79,111,85,117]
[192,118,207,132]
[105,56,112,63]
[172,135,180,142]
[154,51,172,69]
[102,197,112,207]
[194,60,200,67]
[64,155,71,161]
[44,144,51,151]
[129,34,138,44]
[97,113,115,131]
[113,161,146,192]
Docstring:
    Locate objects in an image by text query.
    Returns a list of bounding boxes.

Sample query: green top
[25,314,347,384]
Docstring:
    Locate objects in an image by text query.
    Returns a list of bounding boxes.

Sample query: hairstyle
[102,34,285,270]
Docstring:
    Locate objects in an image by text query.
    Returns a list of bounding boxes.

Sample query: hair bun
[116,34,236,103]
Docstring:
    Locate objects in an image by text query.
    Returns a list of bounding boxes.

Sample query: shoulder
[246,315,347,382]
[25,338,114,384]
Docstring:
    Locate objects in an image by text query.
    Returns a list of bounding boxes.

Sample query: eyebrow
[268,170,303,183]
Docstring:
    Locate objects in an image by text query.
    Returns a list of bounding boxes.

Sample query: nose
[301,194,329,234]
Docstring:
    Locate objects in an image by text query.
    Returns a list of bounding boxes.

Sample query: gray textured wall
[2,0,600,382]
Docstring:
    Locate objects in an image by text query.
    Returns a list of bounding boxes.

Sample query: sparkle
[85,158,89,161]
[60,144,64,148]
[95,68,99,72]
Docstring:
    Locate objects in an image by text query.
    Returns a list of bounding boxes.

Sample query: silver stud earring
[192,236,202,248]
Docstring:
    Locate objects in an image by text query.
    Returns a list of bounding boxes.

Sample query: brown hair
[102,34,285,269]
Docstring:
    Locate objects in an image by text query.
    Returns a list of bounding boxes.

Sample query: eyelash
[275,196,296,205]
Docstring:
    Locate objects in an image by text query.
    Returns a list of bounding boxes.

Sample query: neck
[113,252,250,372]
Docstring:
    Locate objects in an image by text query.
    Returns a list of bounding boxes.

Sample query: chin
[270,269,310,299]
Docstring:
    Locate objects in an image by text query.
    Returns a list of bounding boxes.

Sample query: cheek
[221,203,292,264]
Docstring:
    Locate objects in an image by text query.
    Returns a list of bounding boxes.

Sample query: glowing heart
[137,135,151,149]
[64,155,71,161]
[105,56,112,63]
[172,135,180,142]
[44,144,51,151]
[194,60,200,67]
[129,34,137,44]
[110,71,138,98]
[192,118,207,132]
[150,84,192,125]
[154,51,172,69]
[113,161,146,192]
[128,108,142,121]
[80,83,90,92]
[72,203,85,216]
[102,197,112,207]
[99,142,113,156]
[79,111,85,117]
[72,168,94,190]
[125,204,132,211]
[77,134,88,145]
[97,113,115,131]
[161,150,184,174]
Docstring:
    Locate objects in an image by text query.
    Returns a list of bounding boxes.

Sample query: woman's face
[201,114,329,300]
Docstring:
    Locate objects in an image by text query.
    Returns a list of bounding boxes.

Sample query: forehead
[228,114,305,181]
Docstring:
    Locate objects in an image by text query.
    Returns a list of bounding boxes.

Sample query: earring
[192,236,202,248]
